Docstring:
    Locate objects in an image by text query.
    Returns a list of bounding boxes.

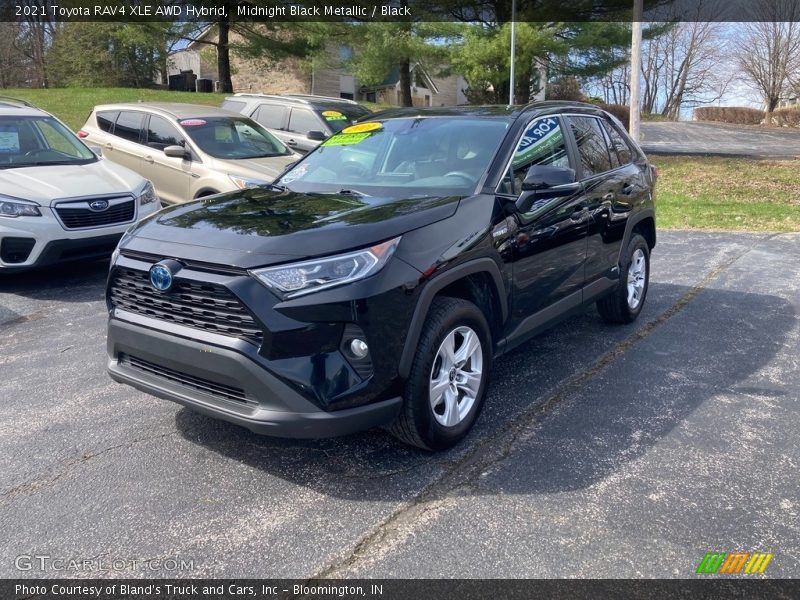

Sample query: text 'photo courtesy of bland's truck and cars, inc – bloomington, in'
[1,0,800,599]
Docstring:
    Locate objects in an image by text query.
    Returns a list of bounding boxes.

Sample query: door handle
[621,183,635,195]
[104,143,113,150]
[144,156,154,164]
[286,139,298,146]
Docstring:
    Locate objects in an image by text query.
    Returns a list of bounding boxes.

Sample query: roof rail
[281,93,360,105]
[0,96,36,108]
[232,92,301,101]
[230,92,360,106]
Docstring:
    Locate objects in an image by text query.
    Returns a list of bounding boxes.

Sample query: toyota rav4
[106,103,656,450]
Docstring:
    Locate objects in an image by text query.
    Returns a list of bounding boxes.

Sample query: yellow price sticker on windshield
[341,122,382,134]
[322,110,347,121]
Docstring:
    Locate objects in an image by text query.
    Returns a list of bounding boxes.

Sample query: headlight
[251,237,401,298]
[0,197,41,218]
[110,224,137,267]
[137,181,159,206]
[229,175,270,190]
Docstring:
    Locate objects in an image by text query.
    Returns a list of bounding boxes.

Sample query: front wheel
[390,297,492,451]
[597,233,650,324]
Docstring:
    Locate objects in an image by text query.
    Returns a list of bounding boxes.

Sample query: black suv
[106,102,656,451]
[221,94,372,154]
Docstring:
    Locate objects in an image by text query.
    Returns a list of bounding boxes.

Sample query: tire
[597,233,650,324]
[390,297,492,451]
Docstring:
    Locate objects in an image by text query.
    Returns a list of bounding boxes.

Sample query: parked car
[106,102,656,450]
[80,103,298,205]
[221,94,372,153]
[0,97,160,273]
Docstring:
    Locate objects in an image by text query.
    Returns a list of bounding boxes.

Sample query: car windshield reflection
[278,117,510,196]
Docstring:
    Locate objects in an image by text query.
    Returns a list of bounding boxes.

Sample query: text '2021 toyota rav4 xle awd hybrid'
[106,103,656,450]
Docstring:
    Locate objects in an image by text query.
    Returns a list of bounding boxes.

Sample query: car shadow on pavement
[173,283,793,500]
[0,259,110,302]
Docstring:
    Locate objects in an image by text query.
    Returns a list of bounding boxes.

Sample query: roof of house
[370,64,439,94]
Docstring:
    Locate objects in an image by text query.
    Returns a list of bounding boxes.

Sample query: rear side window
[96,111,118,133]
[114,111,144,144]
[221,99,247,114]
[567,116,613,178]
[146,115,185,150]
[602,120,633,166]
[287,108,321,135]
[253,104,287,130]
[499,116,570,196]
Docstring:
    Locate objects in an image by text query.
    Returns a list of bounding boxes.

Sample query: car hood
[0,160,145,206]
[216,154,298,180]
[124,188,462,269]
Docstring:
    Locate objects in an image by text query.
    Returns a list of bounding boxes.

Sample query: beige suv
[80,103,299,204]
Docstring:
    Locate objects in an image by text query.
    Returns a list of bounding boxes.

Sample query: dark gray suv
[221,94,371,153]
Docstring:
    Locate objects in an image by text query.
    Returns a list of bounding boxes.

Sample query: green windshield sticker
[321,132,371,146]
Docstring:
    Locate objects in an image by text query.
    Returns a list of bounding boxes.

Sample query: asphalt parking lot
[641,121,800,159]
[1,230,798,578]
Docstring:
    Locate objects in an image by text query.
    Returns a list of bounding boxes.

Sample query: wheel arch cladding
[633,215,656,250]
[398,258,507,379]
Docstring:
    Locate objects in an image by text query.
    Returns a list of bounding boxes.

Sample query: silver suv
[0,97,159,272]
[80,103,299,205]
[221,94,371,153]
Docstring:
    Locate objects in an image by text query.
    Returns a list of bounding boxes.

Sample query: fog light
[349,338,369,359]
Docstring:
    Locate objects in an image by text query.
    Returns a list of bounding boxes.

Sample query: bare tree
[655,20,732,119]
[0,23,28,88]
[736,0,800,122]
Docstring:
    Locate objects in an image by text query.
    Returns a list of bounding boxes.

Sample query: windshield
[277,117,510,196]
[0,116,97,168]
[179,116,292,160]
[317,105,372,133]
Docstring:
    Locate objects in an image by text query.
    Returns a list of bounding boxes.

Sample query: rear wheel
[597,233,650,324]
[390,297,492,451]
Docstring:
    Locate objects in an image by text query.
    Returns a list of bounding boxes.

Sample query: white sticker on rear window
[0,128,20,153]
[179,119,207,127]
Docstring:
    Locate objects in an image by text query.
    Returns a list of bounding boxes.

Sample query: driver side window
[499,116,570,196]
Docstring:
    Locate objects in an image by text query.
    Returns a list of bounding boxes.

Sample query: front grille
[55,197,135,229]
[119,353,249,404]
[109,267,264,345]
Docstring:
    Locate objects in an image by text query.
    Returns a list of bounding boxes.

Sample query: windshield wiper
[30,160,92,166]
[336,188,369,197]
[264,183,289,192]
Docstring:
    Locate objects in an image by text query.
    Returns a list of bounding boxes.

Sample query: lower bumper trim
[109,364,402,438]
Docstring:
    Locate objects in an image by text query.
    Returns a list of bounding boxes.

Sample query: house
[168,28,469,106]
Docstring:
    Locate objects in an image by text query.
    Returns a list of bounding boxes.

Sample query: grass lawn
[1,87,390,130]
[652,155,800,232]
[3,88,227,130]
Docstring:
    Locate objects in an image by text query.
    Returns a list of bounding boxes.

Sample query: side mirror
[89,145,103,157]
[163,145,188,159]
[517,165,581,213]
[306,130,327,142]
[521,164,577,191]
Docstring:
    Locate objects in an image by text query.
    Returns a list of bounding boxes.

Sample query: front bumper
[0,202,160,271]
[107,318,403,438]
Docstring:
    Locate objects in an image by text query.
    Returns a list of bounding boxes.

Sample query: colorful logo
[696,552,773,574]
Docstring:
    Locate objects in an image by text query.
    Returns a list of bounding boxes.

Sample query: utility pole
[629,0,643,141]
[509,0,517,105]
